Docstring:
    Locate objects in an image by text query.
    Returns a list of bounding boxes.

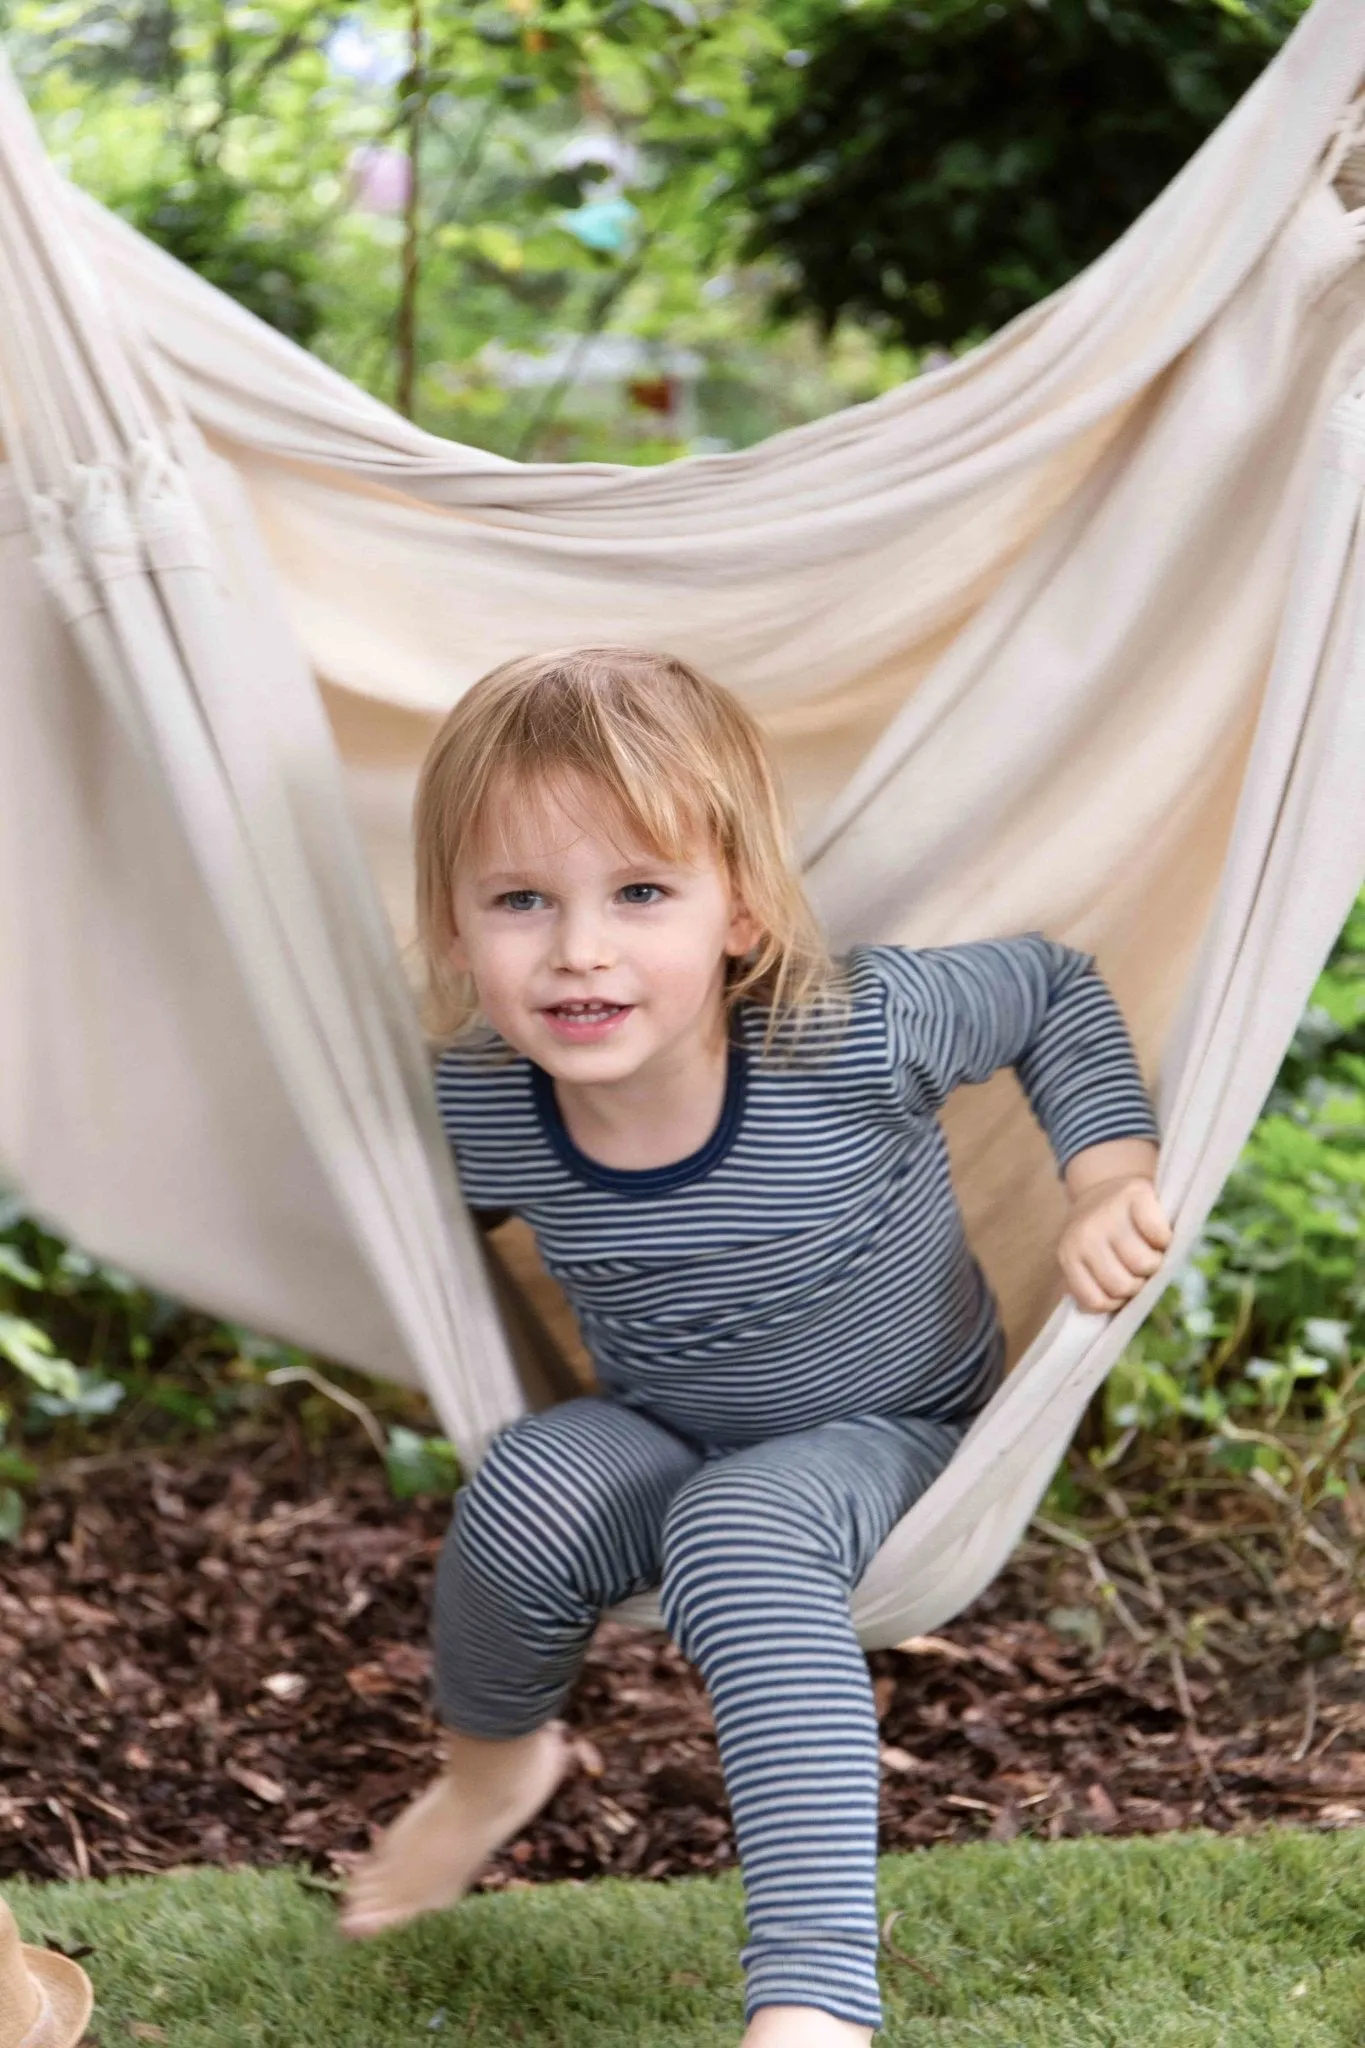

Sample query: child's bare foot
[339,1720,571,1939]
[741,2007,875,2047]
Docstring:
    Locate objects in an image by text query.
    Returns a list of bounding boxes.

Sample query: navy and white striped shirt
[434,939,1159,1450]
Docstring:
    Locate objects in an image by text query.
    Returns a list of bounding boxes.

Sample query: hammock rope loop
[30,491,100,625]
[129,439,220,580]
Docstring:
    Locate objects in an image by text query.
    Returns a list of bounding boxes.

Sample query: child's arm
[1009,948,1172,1311]
[870,937,1171,1312]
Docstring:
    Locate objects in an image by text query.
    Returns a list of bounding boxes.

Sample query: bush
[742,0,1306,348]
[1106,896,1365,1496]
[119,169,324,347]
[0,1199,457,1538]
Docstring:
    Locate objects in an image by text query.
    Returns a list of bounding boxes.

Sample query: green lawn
[5,1830,1364,2046]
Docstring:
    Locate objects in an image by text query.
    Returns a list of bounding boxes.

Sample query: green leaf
[0,1487,23,1544]
[0,1316,81,1399]
[469,222,525,271]
[0,1245,42,1289]
[1302,1318,1351,1361]
[386,1426,460,1500]
[143,1383,210,1427]
[28,1368,126,1421]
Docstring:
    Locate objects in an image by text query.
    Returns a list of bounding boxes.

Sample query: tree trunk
[395,0,424,421]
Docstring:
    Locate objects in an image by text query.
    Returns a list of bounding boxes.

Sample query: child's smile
[540,997,635,1044]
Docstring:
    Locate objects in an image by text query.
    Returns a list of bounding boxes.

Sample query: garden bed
[0,1436,1361,1889]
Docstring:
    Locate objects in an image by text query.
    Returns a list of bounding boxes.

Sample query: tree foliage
[741,0,1310,348]
[6,0,909,458]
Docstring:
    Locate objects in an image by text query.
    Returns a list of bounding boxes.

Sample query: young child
[341,647,1172,2044]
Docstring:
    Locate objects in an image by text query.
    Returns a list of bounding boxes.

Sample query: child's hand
[1058,1173,1172,1314]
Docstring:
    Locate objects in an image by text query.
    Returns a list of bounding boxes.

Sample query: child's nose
[550,904,614,974]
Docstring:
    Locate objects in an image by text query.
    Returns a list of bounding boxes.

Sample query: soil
[1,1436,1362,1891]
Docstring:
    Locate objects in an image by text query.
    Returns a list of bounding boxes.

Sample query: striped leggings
[433,1393,965,2032]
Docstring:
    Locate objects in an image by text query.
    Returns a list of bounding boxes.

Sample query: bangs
[465,758,720,878]
[454,660,737,878]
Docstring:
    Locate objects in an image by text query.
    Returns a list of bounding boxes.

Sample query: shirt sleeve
[866,937,1160,1172]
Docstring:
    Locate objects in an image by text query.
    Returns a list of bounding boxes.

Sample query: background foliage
[4,0,1309,449]
[4,0,919,458]
[0,0,1359,1530]
[1102,902,1365,1500]
[741,0,1309,348]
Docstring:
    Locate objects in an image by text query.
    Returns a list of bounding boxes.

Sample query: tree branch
[395,0,425,421]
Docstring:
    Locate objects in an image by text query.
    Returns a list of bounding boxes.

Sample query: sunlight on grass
[4,1830,1364,2045]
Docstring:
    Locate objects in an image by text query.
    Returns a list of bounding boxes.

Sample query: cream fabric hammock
[3,2,1365,1647]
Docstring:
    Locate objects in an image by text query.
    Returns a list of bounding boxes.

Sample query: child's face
[450,775,759,1084]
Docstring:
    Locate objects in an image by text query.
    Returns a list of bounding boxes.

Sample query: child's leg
[341,1395,699,1936]
[659,1413,966,2038]
[433,1393,700,1735]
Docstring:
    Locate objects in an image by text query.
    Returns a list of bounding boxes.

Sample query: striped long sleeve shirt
[434,938,1159,1450]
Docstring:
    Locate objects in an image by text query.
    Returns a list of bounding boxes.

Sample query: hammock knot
[30,491,100,624]
[69,461,142,574]
[129,438,217,576]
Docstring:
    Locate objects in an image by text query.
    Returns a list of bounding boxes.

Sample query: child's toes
[339,1901,406,1941]
[338,1857,416,1939]
[337,1883,388,1940]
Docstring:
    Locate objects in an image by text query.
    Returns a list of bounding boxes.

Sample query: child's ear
[725,901,763,959]
[449,928,470,973]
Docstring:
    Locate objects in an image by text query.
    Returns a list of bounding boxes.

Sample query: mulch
[1,1435,1362,1892]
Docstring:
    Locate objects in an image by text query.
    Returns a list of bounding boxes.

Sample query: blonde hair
[413,645,839,1048]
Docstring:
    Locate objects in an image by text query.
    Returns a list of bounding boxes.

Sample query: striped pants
[433,1394,965,2032]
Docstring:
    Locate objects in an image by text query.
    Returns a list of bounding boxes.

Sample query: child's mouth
[541,1001,633,1043]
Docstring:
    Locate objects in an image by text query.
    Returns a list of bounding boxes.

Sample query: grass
[5,1830,1365,2046]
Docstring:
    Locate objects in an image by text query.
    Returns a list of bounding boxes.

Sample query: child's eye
[497,889,544,912]
[618,883,665,906]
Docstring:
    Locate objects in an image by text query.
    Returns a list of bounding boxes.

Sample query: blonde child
[341,648,1171,2044]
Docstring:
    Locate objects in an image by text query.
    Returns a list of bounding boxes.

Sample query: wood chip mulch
[1,1438,1362,1891]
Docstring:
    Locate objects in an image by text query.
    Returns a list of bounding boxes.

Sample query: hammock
[2,2,1365,1648]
